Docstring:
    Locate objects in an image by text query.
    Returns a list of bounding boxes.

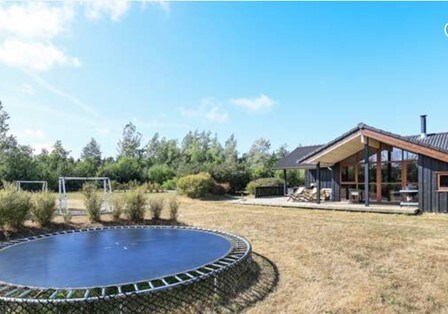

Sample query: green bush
[274,169,305,186]
[82,183,102,222]
[168,196,180,221]
[177,172,213,198]
[126,189,147,222]
[31,193,56,227]
[162,178,178,191]
[149,196,164,220]
[111,180,122,191]
[246,177,284,195]
[0,183,31,228]
[210,164,251,193]
[147,164,175,185]
[111,194,126,221]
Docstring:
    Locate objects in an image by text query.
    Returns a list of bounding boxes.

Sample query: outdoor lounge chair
[287,186,305,201]
[290,187,318,202]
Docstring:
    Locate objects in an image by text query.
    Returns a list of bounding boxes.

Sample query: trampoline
[0,226,253,313]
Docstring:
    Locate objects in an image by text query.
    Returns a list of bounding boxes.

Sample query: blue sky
[1,1,448,158]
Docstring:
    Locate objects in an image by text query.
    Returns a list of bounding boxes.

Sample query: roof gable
[298,124,448,165]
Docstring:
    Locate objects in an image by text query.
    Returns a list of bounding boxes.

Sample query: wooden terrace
[229,197,419,215]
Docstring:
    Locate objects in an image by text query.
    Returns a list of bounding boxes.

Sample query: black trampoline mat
[0,228,232,288]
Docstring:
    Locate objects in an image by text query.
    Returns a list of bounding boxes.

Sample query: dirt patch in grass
[3,194,448,313]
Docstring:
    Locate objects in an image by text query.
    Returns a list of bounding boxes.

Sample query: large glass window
[357,165,365,183]
[368,163,377,183]
[404,151,418,161]
[339,146,418,203]
[406,162,418,186]
[390,148,403,161]
[381,162,402,183]
[381,184,402,202]
[340,184,357,201]
[437,172,448,191]
[341,166,356,182]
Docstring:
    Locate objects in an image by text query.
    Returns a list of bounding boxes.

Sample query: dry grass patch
[4,193,448,313]
[177,198,448,313]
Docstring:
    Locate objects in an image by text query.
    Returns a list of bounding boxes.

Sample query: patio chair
[287,186,305,202]
[349,189,363,203]
[321,188,332,201]
[297,187,317,202]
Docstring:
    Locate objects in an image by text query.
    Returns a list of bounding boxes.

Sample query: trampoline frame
[0,225,252,305]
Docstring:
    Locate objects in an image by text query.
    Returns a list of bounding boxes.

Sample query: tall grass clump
[31,193,56,227]
[112,194,126,221]
[62,211,72,224]
[168,196,180,221]
[82,183,102,222]
[149,196,164,220]
[126,188,147,222]
[0,182,31,229]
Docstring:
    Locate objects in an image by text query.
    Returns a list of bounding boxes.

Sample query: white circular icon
[445,23,448,37]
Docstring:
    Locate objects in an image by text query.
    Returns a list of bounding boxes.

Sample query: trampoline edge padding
[0,225,252,308]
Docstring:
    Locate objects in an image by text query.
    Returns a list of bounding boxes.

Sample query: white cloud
[141,1,170,14]
[205,106,228,123]
[0,2,74,40]
[230,94,276,113]
[15,128,52,153]
[179,106,200,118]
[0,1,168,72]
[84,0,129,21]
[0,39,80,71]
[0,1,77,71]
[17,128,46,141]
[24,70,98,117]
[20,84,35,96]
[180,98,229,124]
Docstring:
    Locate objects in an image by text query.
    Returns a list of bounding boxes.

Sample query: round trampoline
[0,226,253,313]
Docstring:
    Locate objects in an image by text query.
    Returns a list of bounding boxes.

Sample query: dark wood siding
[305,163,340,201]
[331,163,341,202]
[418,155,448,213]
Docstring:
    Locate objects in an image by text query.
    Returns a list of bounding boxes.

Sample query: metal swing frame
[15,181,48,192]
[58,177,112,214]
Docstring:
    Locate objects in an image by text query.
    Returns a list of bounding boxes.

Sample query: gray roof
[275,123,448,169]
[273,145,322,169]
[405,132,448,153]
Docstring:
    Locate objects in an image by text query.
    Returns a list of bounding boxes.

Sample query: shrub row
[111,181,168,193]
[245,177,284,195]
[110,191,181,223]
[0,183,56,229]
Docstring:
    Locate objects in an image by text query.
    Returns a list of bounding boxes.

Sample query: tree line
[0,103,304,192]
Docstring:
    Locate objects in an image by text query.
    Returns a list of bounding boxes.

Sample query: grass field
[9,193,448,313]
